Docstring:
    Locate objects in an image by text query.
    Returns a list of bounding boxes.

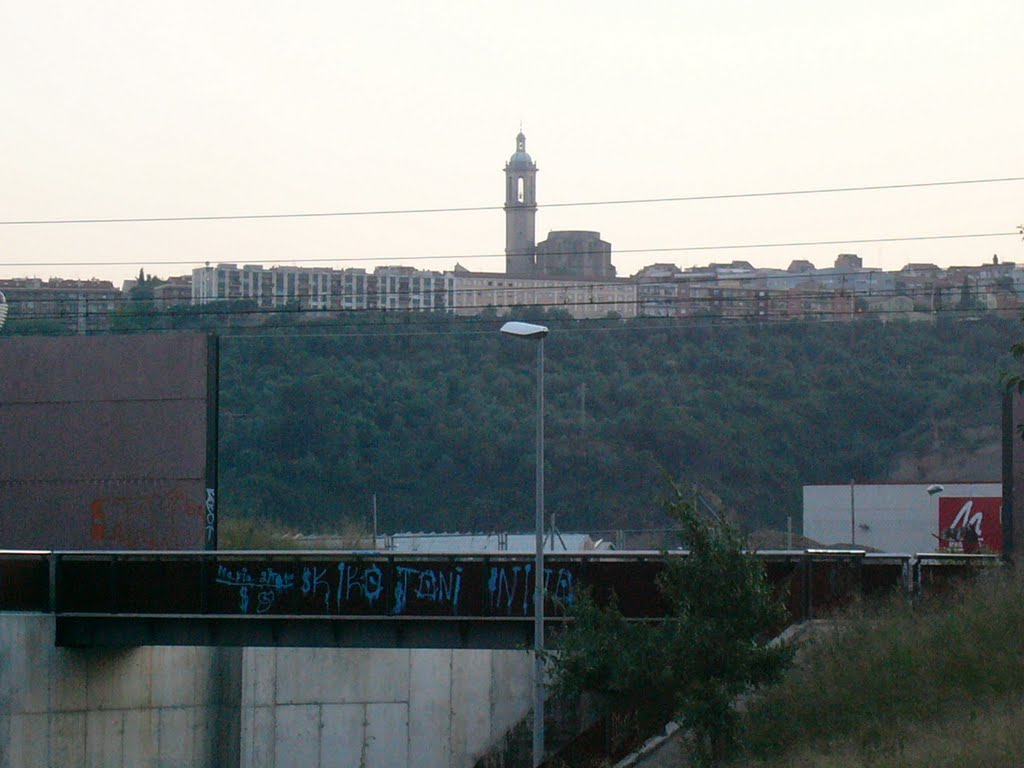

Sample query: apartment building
[450,268,637,319]
[0,278,120,334]
[190,264,455,313]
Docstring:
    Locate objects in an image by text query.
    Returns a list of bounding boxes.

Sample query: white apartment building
[191,264,455,313]
[450,269,637,319]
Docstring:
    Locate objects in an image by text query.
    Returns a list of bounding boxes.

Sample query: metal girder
[0,549,998,649]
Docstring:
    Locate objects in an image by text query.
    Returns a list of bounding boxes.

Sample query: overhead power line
[0,176,1021,227]
[0,230,1017,269]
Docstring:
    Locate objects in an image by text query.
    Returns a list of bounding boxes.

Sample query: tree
[547,484,792,765]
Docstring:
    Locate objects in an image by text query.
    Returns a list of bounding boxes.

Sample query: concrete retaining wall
[0,613,241,767]
[240,647,532,768]
[0,613,532,768]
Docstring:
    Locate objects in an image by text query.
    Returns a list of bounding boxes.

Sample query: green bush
[549,485,792,765]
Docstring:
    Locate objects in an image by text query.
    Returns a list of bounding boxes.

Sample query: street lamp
[850,478,855,546]
[500,320,549,768]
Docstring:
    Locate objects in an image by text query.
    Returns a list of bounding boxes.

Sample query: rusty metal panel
[0,333,215,550]
[1007,391,1024,561]
[0,334,208,402]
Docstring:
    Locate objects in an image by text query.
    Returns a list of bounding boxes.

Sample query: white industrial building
[803,482,1001,553]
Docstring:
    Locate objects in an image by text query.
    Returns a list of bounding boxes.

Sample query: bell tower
[504,131,537,275]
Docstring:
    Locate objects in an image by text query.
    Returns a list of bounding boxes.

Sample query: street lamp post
[850,478,855,546]
[927,484,945,549]
[499,320,549,768]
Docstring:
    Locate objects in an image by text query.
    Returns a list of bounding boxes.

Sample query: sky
[1,0,1022,286]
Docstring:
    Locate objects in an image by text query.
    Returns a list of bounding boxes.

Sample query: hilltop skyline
[1,2,1021,285]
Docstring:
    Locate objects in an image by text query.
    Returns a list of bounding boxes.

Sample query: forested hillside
[211,311,1019,536]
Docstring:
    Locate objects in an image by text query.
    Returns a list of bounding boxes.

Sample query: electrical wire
[1,176,1021,227]
[0,230,1017,269]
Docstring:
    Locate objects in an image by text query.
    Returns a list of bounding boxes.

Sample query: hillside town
[1,136,1020,335]
[3,251,1020,336]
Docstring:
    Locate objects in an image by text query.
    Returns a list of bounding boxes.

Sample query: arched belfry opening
[504,131,538,275]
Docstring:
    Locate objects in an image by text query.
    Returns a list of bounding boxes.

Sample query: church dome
[506,132,535,170]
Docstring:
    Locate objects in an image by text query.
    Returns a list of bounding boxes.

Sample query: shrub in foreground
[549,485,791,765]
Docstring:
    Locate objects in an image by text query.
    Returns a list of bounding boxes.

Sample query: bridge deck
[0,550,994,649]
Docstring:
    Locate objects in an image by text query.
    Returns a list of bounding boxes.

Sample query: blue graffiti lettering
[392,566,463,615]
[336,562,384,608]
[215,565,254,587]
[256,590,276,614]
[216,564,294,614]
[302,566,331,610]
[545,567,576,608]
[489,565,530,615]
[487,564,577,616]
[258,568,294,591]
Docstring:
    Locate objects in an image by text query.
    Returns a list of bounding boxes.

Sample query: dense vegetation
[6,305,1017,535]
[209,310,1017,535]
[732,571,1024,767]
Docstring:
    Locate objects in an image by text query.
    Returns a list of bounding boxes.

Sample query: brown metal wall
[0,333,214,550]
[1006,391,1024,562]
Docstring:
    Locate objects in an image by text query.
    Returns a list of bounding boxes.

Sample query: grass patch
[733,570,1024,766]
[217,516,305,549]
[741,695,1024,768]
[217,514,371,549]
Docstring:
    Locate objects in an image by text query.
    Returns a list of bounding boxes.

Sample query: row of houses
[3,254,1021,334]
[190,253,1024,321]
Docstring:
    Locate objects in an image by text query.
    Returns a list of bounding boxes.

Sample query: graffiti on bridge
[487,564,577,615]
[214,565,295,614]
[212,559,579,617]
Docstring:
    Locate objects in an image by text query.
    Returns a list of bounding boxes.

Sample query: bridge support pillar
[0,613,241,767]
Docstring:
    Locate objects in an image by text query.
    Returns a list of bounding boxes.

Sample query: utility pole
[579,382,587,441]
[372,494,378,548]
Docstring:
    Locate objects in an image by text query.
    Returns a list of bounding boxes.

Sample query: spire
[516,131,526,153]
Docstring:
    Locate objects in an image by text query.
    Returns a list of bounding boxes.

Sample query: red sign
[938,497,1002,553]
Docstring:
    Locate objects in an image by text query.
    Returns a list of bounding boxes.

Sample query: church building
[503,132,616,280]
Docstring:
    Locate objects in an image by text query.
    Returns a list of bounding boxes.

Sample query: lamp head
[500,321,549,339]
[927,484,944,496]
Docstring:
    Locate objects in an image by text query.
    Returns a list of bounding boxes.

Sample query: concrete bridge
[0,549,991,767]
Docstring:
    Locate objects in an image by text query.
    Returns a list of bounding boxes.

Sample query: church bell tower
[504,131,537,275]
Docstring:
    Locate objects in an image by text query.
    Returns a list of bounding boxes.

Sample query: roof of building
[541,230,603,240]
[382,532,612,553]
